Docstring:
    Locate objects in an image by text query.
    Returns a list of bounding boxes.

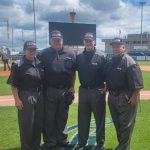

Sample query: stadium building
[102,32,150,61]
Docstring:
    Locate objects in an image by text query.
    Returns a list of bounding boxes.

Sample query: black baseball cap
[23,41,37,50]
[84,32,95,41]
[50,30,63,39]
[110,38,124,46]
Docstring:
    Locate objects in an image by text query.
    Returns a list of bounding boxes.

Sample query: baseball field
[0,102,150,150]
[0,61,150,150]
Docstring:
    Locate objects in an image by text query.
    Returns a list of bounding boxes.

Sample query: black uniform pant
[43,87,69,147]
[78,86,106,147]
[18,90,44,150]
[108,91,137,150]
[3,59,10,70]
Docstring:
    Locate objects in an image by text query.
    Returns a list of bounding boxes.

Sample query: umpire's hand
[15,98,23,110]
[68,87,75,94]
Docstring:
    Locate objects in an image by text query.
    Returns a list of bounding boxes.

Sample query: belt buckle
[98,89,104,94]
[36,87,39,91]
[59,85,63,89]
[112,91,120,96]
[87,86,91,90]
[36,87,41,92]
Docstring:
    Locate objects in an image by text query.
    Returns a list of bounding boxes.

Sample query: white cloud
[0,0,150,49]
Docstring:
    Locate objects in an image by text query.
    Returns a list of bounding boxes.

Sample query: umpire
[7,41,44,150]
[39,30,76,149]
[1,51,11,71]
[105,38,143,150]
[73,32,106,150]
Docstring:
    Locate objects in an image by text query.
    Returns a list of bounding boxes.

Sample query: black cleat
[94,145,105,150]
[72,144,85,150]
[58,141,70,147]
[40,144,56,150]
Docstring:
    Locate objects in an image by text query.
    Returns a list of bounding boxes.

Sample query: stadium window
[142,34,147,38]
[142,41,147,44]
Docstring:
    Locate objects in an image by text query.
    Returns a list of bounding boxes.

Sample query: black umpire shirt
[39,47,76,89]
[7,56,44,89]
[76,49,107,88]
[105,53,143,91]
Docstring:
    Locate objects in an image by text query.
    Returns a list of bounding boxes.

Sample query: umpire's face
[111,44,125,55]
[84,39,95,50]
[50,38,63,51]
[24,48,36,60]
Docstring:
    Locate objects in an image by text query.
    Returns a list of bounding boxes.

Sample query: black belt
[109,90,127,96]
[81,85,104,90]
[20,87,42,92]
[49,85,68,89]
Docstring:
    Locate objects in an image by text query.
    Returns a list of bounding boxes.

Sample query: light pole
[21,29,24,45]
[33,0,36,43]
[70,10,76,23]
[6,19,9,40]
[139,1,146,46]
[12,27,13,51]
[46,32,48,47]
[69,10,76,49]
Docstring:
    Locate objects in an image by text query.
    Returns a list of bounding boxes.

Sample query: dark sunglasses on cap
[26,48,36,52]
[51,38,62,41]
[84,39,94,43]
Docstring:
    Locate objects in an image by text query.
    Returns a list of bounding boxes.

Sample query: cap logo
[27,41,35,46]
[51,30,62,38]
[113,39,121,42]
[85,33,94,38]
[52,33,61,37]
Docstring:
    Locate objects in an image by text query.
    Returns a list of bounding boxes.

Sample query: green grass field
[142,71,150,90]
[137,61,150,66]
[0,101,150,150]
[0,71,150,96]
[0,76,12,96]
[0,66,4,70]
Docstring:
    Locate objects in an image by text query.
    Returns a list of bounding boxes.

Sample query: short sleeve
[7,63,20,87]
[126,64,143,90]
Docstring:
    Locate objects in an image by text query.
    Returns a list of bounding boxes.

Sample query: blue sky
[129,0,145,5]
[124,0,150,5]
[0,0,150,50]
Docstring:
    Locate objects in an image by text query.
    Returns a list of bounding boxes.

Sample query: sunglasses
[84,39,94,43]
[26,48,36,52]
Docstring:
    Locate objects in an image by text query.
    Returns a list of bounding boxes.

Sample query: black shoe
[72,144,85,150]
[40,144,56,150]
[40,144,46,150]
[94,145,105,150]
[58,141,70,147]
